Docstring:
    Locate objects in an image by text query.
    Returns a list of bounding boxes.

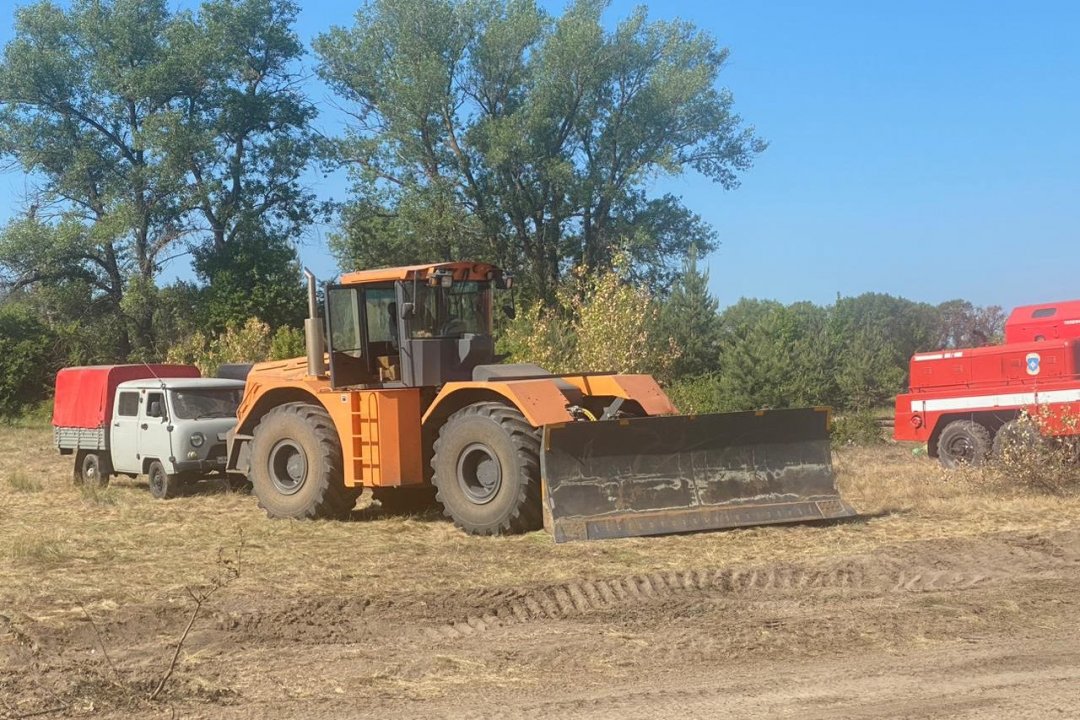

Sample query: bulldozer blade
[540,408,856,543]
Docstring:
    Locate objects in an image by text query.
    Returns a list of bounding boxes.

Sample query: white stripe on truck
[910,388,1080,413]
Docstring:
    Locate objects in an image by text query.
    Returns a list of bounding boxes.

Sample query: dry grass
[2,427,1079,631]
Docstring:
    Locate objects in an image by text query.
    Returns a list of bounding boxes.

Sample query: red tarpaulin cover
[52,365,201,429]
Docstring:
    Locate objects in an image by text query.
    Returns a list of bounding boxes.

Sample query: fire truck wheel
[937,420,992,469]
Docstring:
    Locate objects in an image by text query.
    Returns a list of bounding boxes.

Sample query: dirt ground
[2,426,1080,719]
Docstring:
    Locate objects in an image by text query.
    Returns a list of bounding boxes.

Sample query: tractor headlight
[190,432,205,448]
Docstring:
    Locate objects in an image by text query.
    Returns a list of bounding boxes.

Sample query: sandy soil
[2,428,1079,719]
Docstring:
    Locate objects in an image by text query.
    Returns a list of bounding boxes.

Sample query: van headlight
[189,432,205,448]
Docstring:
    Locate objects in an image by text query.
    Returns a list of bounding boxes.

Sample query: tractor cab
[324,262,511,389]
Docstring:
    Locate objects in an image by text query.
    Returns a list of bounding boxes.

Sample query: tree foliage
[315,0,764,299]
[0,0,316,355]
[501,255,674,376]
[0,301,59,415]
[661,245,721,379]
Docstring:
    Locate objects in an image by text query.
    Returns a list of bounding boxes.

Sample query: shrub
[831,411,884,447]
[0,304,59,417]
[502,256,676,377]
[665,375,725,415]
[166,318,274,376]
[990,411,1080,494]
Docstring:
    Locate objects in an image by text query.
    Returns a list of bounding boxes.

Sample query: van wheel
[249,402,353,520]
[74,451,110,488]
[937,420,992,469]
[431,402,541,535]
[147,460,181,499]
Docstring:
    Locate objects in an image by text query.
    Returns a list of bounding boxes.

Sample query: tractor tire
[937,420,992,469]
[147,460,181,499]
[73,451,110,488]
[992,418,1043,461]
[431,402,542,535]
[249,402,353,520]
[372,485,439,516]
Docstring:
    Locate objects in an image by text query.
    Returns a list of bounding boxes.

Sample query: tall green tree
[315,0,764,301]
[0,0,198,354]
[661,245,721,379]
[172,0,317,329]
[0,0,317,355]
[715,300,833,411]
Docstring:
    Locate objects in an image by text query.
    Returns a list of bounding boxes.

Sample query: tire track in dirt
[420,531,1080,642]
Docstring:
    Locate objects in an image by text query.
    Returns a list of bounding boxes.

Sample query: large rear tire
[249,402,353,520]
[431,402,542,535]
[937,420,992,469]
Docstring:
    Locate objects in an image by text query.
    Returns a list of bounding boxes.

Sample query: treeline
[502,252,1005,416]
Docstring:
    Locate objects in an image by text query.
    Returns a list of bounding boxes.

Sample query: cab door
[110,391,141,473]
[139,389,175,472]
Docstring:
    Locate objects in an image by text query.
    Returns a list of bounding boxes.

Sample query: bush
[502,256,676,376]
[166,318,275,376]
[831,411,884,447]
[990,411,1080,494]
[665,375,725,415]
[0,304,59,417]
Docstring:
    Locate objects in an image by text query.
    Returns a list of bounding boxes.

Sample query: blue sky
[1,0,1078,311]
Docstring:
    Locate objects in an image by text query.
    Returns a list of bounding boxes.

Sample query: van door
[110,391,141,473]
[139,390,175,473]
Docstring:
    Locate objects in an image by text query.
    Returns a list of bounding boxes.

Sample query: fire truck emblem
[1026,352,1041,375]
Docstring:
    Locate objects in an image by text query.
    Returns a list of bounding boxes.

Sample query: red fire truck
[894,299,1080,467]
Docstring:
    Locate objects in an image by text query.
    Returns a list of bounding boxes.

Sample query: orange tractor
[226,262,854,541]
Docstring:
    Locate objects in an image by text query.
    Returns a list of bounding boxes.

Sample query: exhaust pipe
[303,268,327,377]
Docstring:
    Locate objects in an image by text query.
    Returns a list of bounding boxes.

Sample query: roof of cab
[116,378,245,391]
[339,261,499,285]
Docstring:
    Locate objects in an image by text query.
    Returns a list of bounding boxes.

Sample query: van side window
[118,392,139,417]
[146,391,167,420]
[1032,307,1057,318]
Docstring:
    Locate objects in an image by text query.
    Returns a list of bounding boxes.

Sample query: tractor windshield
[407,280,492,338]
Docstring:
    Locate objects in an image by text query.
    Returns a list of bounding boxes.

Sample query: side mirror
[148,400,162,418]
[502,303,516,320]
[400,302,415,320]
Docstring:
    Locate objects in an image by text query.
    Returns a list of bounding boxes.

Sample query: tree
[661,245,721,379]
[0,0,318,354]
[315,0,764,301]
[502,254,673,376]
[169,0,318,328]
[714,301,832,411]
[0,0,198,355]
[0,301,59,416]
[933,299,1005,348]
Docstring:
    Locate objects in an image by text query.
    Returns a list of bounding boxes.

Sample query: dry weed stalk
[149,530,244,702]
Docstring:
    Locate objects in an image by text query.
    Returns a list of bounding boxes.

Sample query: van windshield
[170,388,242,420]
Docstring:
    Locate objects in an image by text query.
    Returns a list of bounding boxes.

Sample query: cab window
[328,287,362,358]
[146,391,167,420]
[117,392,139,417]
